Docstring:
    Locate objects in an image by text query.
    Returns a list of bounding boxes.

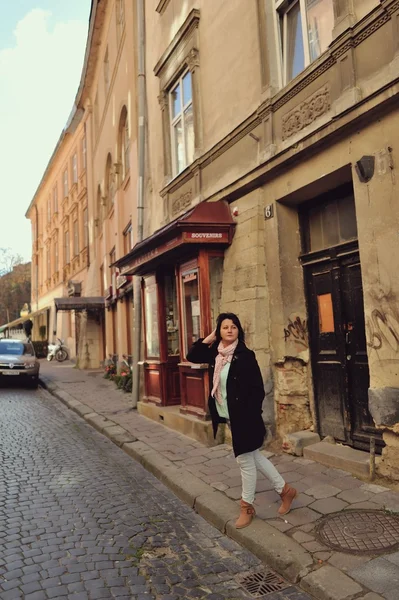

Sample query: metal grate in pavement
[236,569,289,597]
[316,509,399,555]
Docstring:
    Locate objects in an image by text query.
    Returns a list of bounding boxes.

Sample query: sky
[0,1,91,264]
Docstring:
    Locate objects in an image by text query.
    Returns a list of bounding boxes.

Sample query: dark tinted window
[302,186,358,253]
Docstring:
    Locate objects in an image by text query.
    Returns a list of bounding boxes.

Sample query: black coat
[186,339,266,457]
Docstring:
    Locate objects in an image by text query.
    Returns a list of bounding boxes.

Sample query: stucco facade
[136,0,399,480]
[78,0,138,367]
[26,108,91,360]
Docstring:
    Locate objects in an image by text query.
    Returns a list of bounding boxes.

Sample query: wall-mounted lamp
[355,156,375,183]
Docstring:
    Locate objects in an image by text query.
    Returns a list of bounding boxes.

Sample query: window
[47,196,51,223]
[63,169,68,198]
[123,222,133,255]
[73,220,79,257]
[169,70,194,175]
[143,275,160,358]
[105,154,115,207]
[302,187,358,253]
[276,0,334,85]
[72,153,78,184]
[181,265,200,356]
[53,185,58,213]
[118,107,130,182]
[64,230,70,265]
[122,114,130,179]
[104,47,110,94]
[46,246,51,279]
[81,136,87,171]
[54,238,59,272]
[83,207,88,248]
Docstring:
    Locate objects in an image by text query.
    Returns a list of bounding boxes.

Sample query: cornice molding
[154,9,200,77]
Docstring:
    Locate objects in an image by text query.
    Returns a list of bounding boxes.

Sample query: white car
[0,339,40,388]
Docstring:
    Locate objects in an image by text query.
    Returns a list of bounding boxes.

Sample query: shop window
[276,0,334,85]
[302,188,358,253]
[144,275,160,358]
[181,267,200,356]
[165,274,179,356]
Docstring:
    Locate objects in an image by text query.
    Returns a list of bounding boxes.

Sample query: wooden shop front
[115,201,235,419]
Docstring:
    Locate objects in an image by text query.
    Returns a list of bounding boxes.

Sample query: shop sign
[119,235,183,273]
[184,231,229,242]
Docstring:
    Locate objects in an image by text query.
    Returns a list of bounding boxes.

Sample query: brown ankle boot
[235,500,256,529]
[278,484,297,516]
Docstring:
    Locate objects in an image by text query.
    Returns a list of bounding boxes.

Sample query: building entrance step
[303,441,377,478]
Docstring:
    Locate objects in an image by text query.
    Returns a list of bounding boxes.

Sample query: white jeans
[236,449,285,504]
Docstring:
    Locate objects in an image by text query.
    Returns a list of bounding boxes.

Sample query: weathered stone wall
[220,189,274,427]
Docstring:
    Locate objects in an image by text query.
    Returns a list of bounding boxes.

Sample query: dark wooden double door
[305,246,382,451]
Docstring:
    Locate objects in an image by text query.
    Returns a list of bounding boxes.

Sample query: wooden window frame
[155,9,202,184]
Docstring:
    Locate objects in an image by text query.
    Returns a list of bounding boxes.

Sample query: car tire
[28,377,39,389]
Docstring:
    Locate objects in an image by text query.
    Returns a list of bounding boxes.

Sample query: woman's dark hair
[215,312,245,344]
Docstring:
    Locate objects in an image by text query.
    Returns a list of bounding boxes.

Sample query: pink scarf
[211,340,238,404]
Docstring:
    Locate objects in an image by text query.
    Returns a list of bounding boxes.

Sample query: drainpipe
[34,205,39,312]
[132,0,146,408]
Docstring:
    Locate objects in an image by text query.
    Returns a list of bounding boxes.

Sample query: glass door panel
[164,274,180,356]
[143,275,160,358]
[181,268,200,357]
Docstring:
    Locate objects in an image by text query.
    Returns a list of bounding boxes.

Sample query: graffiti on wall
[283,316,308,349]
[366,308,399,355]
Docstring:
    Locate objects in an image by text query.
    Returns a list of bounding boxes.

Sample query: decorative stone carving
[282,86,331,140]
[171,190,192,216]
[158,91,168,110]
[186,48,200,72]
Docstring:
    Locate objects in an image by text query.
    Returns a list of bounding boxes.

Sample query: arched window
[105,153,115,210]
[118,107,130,183]
[96,185,103,231]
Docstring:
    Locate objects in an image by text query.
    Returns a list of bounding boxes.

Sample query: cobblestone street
[0,388,311,600]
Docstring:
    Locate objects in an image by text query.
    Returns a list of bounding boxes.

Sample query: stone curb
[40,377,371,596]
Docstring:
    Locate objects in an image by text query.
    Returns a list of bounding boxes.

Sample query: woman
[187,312,297,529]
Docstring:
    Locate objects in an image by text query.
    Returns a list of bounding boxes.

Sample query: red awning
[114,200,235,276]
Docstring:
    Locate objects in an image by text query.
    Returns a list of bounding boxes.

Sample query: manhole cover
[236,570,288,597]
[316,510,399,555]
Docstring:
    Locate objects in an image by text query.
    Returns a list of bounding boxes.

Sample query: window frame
[274,0,333,87]
[154,9,201,185]
[83,207,88,248]
[54,238,59,273]
[73,219,79,257]
[46,246,51,280]
[72,153,78,185]
[169,69,194,176]
[123,222,133,255]
[47,196,51,224]
[81,136,87,171]
[53,184,58,214]
[63,168,69,198]
[64,229,70,265]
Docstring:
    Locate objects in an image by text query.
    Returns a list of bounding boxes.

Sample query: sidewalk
[39,360,399,600]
